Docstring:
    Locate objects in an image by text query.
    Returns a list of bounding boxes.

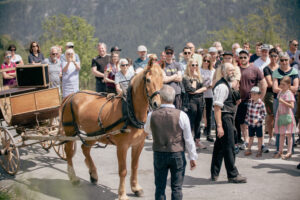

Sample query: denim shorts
[248,126,263,137]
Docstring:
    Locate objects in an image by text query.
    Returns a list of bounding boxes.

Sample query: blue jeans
[154,151,186,200]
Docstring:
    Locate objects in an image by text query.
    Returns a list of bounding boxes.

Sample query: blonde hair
[65,48,75,61]
[184,58,202,82]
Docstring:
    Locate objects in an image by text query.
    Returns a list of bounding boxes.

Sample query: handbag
[277,114,292,126]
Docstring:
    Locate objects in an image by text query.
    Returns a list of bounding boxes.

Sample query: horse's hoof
[134,189,144,197]
[71,179,80,186]
[90,176,98,184]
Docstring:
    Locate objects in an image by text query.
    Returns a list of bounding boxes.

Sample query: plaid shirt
[245,99,266,127]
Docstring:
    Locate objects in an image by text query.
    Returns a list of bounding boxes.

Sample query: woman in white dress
[61,48,80,98]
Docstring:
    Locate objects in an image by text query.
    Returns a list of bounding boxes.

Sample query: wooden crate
[0,88,60,126]
[16,64,49,87]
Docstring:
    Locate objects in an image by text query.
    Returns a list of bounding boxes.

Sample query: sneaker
[261,145,269,153]
[196,141,207,149]
[239,143,246,150]
[234,146,240,154]
[244,149,252,156]
[211,175,219,181]
[256,151,262,157]
[207,135,214,142]
[228,175,247,183]
[237,139,244,144]
[268,138,276,146]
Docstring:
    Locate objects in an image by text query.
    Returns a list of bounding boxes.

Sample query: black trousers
[211,113,239,178]
[174,94,182,110]
[204,98,213,136]
[187,97,205,140]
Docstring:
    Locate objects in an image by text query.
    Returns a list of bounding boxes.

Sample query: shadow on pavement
[253,163,300,177]
[24,178,118,200]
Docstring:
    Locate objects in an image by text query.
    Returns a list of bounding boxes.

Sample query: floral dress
[274,90,298,134]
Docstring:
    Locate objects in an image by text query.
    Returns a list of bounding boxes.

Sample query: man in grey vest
[211,63,247,183]
[144,85,197,200]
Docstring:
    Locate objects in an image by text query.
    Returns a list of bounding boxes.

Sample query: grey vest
[150,107,185,152]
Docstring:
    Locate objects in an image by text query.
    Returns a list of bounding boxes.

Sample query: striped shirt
[245,99,266,127]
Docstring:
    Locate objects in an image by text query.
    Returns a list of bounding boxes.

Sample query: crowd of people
[1,39,300,199]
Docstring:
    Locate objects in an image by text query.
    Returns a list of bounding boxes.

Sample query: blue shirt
[133,57,149,71]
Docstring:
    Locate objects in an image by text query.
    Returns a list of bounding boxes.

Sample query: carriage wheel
[0,127,20,175]
[38,127,53,151]
[53,141,77,161]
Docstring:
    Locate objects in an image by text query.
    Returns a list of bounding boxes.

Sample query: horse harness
[61,70,160,148]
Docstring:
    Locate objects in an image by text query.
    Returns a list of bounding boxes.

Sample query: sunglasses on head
[239,56,247,60]
[191,64,198,67]
[184,51,191,55]
[280,59,289,62]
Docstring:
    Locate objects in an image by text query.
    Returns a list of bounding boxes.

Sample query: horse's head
[143,63,164,109]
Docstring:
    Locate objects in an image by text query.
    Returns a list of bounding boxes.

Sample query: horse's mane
[131,63,162,93]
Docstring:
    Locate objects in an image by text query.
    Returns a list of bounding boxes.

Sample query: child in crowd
[244,86,266,157]
[273,76,298,159]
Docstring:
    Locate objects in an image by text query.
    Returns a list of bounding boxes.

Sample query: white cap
[250,86,260,94]
[137,45,147,52]
[66,42,74,47]
[208,47,218,53]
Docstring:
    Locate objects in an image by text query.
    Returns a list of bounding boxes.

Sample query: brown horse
[61,63,163,200]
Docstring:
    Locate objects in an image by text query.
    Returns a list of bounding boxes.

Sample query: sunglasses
[239,56,247,60]
[10,49,16,51]
[293,44,298,47]
[121,64,129,67]
[270,54,278,58]
[5,56,11,58]
[165,51,173,55]
[280,59,289,62]
[191,64,198,67]
[203,59,210,63]
[184,52,191,55]
[51,53,58,56]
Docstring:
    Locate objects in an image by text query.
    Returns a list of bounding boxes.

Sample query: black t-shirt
[263,66,274,93]
[91,55,110,81]
[273,67,298,99]
[249,54,259,63]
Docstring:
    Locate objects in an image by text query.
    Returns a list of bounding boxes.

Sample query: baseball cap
[137,45,147,52]
[250,86,260,94]
[261,44,270,51]
[111,46,122,52]
[222,51,233,56]
[165,45,174,52]
[208,47,218,53]
[66,42,74,47]
[238,49,249,56]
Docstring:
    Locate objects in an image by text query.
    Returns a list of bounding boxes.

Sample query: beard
[225,74,235,82]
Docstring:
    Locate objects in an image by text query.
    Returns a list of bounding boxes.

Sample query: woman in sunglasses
[8,44,24,66]
[115,58,135,96]
[1,51,17,88]
[28,41,44,64]
[272,52,299,154]
[200,54,215,142]
[263,48,279,145]
[182,58,207,149]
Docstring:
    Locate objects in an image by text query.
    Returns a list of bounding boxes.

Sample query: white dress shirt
[213,82,231,108]
[144,104,198,161]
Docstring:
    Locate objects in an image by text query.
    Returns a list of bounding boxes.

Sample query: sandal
[282,153,292,160]
[273,152,282,159]
[244,149,252,156]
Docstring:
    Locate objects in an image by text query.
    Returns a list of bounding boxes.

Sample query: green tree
[40,15,98,90]
[203,3,287,52]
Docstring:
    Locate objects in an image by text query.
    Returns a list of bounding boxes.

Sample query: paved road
[1,134,300,200]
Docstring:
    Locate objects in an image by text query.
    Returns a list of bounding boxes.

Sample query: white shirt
[213,83,231,108]
[144,104,198,161]
[253,57,270,72]
[200,68,215,98]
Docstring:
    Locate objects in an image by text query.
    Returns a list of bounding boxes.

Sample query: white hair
[232,43,240,50]
[50,46,58,52]
[98,42,107,49]
[160,85,175,103]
